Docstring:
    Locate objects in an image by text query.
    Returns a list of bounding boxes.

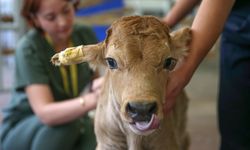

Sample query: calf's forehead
[105,16,172,65]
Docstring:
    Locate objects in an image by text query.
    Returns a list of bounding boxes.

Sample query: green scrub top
[2,24,98,122]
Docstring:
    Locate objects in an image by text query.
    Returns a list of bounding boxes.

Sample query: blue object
[76,0,124,17]
[92,25,110,42]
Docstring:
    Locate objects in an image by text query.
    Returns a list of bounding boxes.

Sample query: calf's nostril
[126,102,157,121]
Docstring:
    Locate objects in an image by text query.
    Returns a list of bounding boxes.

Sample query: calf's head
[52,16,191,135]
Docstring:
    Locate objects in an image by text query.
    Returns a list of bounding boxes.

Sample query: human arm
[26,76,103,126]
[162,0,201,28]
[164,0,235,113]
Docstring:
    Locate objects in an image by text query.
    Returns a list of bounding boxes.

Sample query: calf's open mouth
[129,114,160,132]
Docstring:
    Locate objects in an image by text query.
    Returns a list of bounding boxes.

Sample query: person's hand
[82,92,99,110]
[164,60,193,115]
[91,76,104,95]
[81,77,104,110]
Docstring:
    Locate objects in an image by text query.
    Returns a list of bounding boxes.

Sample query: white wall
[124,0,174,17]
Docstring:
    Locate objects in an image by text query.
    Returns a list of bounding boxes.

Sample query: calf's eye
[164,57,177,71]
[105,57,118,69]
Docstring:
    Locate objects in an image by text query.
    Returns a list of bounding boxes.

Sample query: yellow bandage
[58,45,85,65]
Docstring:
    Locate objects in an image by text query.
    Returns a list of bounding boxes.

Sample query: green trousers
[0,115,96,150]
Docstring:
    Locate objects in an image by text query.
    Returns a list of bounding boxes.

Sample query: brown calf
[52,15,191,150]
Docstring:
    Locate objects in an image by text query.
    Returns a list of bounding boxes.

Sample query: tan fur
[52,15,191,150]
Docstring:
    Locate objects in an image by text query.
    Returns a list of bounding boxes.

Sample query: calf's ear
[51,42,106,68]
[170,27,192,58]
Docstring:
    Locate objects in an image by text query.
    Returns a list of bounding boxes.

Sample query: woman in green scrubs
[0,0,103,149]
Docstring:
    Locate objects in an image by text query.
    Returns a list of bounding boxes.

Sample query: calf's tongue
[135,114,160,131]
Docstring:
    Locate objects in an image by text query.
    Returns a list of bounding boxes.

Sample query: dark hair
[21,0,79,29]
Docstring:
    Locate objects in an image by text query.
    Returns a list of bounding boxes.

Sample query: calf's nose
[126,101,157,122]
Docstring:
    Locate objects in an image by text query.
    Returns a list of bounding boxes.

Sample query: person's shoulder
[72,24,98,44]
[16,29,42,55]
[18,29,41,47]
[73,24,93,33]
